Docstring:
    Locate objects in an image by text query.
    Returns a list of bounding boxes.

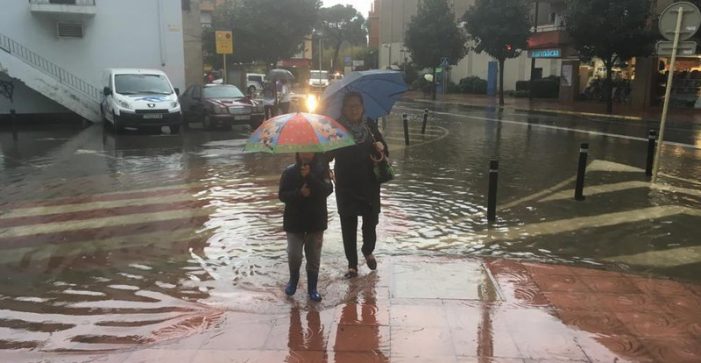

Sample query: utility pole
[529,0,539,101]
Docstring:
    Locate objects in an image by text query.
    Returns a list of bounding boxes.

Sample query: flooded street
[1,101,700,355]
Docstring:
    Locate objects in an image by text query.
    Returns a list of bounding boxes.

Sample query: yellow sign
[215,31,233,54]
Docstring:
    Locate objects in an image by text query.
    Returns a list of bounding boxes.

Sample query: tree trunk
[333,41,342,73]
[432,67,437,101]
[605,58,613,114]
[498,58,505,106]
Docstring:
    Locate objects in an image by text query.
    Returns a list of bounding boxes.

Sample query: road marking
[604,245,701,268]
[0,193,198,219]
[539,181,650,202]
[484,206,701,242]
[396,106,701,150]
[0,208,212,239]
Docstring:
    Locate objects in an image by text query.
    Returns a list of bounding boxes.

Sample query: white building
[0,0,186,122]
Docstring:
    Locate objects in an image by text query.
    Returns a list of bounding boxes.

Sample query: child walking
[278,152,333,301]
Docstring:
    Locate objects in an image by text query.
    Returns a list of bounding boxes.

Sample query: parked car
[101,68,183,133]
[309,70,329,89]
[180,84,264,130]
[246,73,266,95]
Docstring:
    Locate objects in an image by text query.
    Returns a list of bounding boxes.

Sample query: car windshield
[115,74,172,95]
[202,86,245,99]
[310,71,328,79]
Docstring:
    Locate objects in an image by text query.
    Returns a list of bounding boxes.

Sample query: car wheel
[170,125,181,134]
[111,112,122,133]
[203,115,212,130]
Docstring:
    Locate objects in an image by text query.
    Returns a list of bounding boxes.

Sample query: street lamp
[314,30,324,71]
[400,47,409,73]
[382,43,392,69]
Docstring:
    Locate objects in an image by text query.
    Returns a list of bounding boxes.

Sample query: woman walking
[332,92,388,278]
[279,152,334,301]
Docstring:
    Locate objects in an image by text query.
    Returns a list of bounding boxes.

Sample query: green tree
[565,0,655,113]
[206,0,321,66]
[463,0,531,106]
[318,5,367,72]
[405,0,467,100]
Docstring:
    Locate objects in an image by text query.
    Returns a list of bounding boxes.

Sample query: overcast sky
[322,0,371,18]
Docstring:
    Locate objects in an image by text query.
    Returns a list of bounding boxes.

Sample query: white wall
[450,53,562,91]
[0,72,69,114]
[0,0,185,114]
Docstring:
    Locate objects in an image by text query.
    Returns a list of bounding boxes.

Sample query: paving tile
[656,292,701,316]
[588,293,663,313]
[556,309,630,336]
[393,261,495,300]
[125,348,199,363]
[529,273,591,294]
[641,336,701,363]
[494,307,588,361]
[578,276,642,294]
[451,326,521,358]
[567,265,625,278]
[629,276,694,297]
[487,260,549,307]
[331,324,390,354]
[190,349,311,363]
[614,311,690,338]
[198,322,273,350]
[573,332,655,363]
[335,302,390,326]
[390,355,458,363]
[457,357,525,363]
[328,351,390,363]
[263,309,331,351]
[390,326,455,358]
[390,304,448,327]
[542,292,600,312]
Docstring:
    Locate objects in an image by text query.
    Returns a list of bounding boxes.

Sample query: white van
[101,68,183,133]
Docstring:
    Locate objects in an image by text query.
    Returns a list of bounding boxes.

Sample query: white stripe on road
[604,245,701,268]
[0,228,205,264]
[0,209,212,239]
[0,193,198,219]
[540,180,701,202]
[396,106,701,150]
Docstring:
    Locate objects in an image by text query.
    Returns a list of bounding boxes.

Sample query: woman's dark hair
[342,92,364,108]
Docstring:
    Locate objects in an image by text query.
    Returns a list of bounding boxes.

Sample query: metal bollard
[574,143,589,201]
[645,129,657,177]
[402,113,410,145]
[487,160,499,223]
[421,108,429,134]
[11,109,18,141]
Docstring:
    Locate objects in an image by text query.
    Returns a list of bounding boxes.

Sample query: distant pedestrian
[331,92,388,278]
[278,80,291,114]
[278,152,333,301]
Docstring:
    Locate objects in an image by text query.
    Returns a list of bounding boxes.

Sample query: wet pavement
[0,101,700,361]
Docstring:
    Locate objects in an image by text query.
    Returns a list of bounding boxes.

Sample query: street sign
[215,31,233,55]
[344,56,352,66]
[656,40,698,56]
[659,2,701,41]
[530,49,561,58]
[440,57,449,67]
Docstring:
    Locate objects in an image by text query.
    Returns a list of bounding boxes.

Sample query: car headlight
[117,100,132,109]
[170,102,179,108]
[306,94,318,112]
[212,105,227,114]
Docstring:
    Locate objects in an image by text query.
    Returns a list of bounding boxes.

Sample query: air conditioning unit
[56,22,84,38]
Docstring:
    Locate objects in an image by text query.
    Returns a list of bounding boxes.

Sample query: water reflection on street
[0,102,700,353]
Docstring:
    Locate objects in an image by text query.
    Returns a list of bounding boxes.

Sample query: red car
[180,84,264,130]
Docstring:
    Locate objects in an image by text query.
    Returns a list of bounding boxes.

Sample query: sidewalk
[404,91,701,125]
[21,255,701,363]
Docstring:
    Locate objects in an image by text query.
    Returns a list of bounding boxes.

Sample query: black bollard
[402,113,410,145]
[645,129,657,177]
[11,109,18,141]
[421,108,429,134]
[574,143,589,201]
[487,160,499,223]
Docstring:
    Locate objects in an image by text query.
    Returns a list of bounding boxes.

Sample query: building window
[56,23,84,38]
[182,0,191,11]
[50,0,78,4]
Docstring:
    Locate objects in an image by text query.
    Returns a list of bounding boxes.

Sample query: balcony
[29,0,96,17]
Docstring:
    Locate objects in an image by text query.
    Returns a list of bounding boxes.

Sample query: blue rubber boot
[285,271,299,296]
[307,270,322,302]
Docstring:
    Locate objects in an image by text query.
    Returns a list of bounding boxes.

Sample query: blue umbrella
[321,70,408,120]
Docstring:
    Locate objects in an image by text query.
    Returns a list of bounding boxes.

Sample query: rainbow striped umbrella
[244,112,355,153]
